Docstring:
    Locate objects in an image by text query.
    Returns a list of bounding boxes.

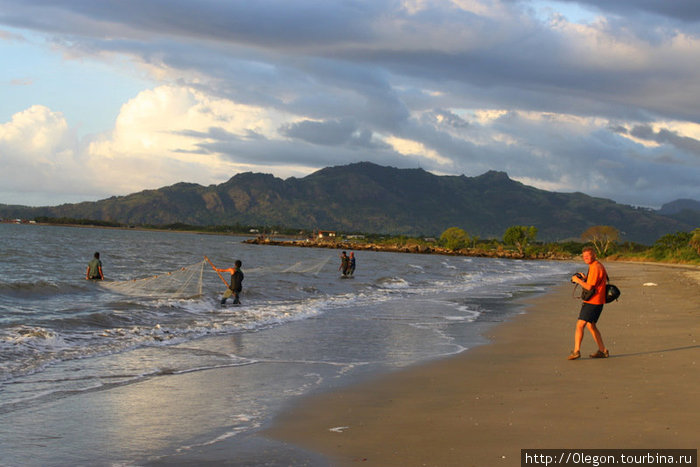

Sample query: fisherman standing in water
[214,260,244,305]
[347,252,356,276]
[85,252,104,280]
[339,251,350,276]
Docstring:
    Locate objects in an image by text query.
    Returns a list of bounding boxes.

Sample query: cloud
[0,105,87,204]
[278,118,384,150]
[0,105,67,157]
[550,0,700,22]
[0,0,699,209]
[0,106,71,176]
[280,119,359,146]
[627,124,700,156]
[86,85,295,193]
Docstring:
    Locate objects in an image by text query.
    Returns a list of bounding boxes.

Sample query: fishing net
[244,256,331,275]
[100,255,331,299]
[100,260,206,298]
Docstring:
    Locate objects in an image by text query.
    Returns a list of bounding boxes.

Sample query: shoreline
[243,237,574,261]
[11,221,700,266]
[263,262,699,466]
[10,222,567,260]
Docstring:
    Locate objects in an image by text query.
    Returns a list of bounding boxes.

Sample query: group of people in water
[339,251,356,276]
[86,250,359,306]
[86,251,245,305]
[86,247,609,361]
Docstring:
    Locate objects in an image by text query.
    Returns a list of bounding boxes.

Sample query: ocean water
[0,223,575,465]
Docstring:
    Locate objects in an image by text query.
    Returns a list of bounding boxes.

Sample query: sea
[0,223,576,466]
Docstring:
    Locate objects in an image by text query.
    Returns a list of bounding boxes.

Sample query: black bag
[574,268,596,301]
[605,284,621,303]
[581,286,596,301]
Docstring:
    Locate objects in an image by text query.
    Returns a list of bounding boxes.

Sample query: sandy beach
[264,262,699,466]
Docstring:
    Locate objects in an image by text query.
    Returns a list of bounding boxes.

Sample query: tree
[691,228,700,255]
[652,231,693,261]
[581,225,619,256]
[503,225,537,256]
[440,227,469,251]
[471,235,480,249]
[653,231,691,252]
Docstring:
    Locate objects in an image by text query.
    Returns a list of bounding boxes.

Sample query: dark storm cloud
[429,110,470,129]
[0,0,380,46]
[547,0,700,22]
[3,0,699,122]
[185,128,406,169]
[629,125,700,156]
[1,0,699,207]
[279,118,384,148]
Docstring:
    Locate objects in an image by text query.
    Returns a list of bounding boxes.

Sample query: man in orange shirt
[568,247,610,360]
[213,260,244,305]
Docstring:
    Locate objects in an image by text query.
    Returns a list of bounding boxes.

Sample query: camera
[571,272,585,283]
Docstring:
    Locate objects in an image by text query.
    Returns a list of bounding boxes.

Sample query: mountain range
[1,162,698,244]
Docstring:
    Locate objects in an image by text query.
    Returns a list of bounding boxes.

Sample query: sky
[1,0,700,209]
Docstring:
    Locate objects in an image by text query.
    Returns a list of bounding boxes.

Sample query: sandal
[567,350,580,360]
[590,349,609,358]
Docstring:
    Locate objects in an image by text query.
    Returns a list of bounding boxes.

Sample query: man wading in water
[214,260,244,305]
[86,252,104,280]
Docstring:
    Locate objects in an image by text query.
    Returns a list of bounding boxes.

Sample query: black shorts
[578,303,604,323]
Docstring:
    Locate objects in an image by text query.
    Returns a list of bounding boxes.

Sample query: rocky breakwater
[243,237,573,261]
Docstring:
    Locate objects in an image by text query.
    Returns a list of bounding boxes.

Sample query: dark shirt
[230,269,244,292]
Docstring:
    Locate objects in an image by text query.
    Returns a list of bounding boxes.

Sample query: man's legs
[573,319,587,353]
[586,322,606,353]
[568,319,587,359]
[221,288,232,305]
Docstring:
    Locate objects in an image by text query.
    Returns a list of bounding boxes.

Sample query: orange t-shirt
[585,260,607,305]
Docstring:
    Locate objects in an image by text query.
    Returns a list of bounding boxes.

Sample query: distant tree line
[32,216,700,264]
[34,217,306,237]
[34,216,123,228]
[435,224,700,264]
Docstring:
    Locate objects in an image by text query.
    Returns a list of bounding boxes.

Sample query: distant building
[317,230,337,239]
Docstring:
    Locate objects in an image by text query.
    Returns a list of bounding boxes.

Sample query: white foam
[329,426,350,433]
[172,413,263,455]
[377,277,410,289]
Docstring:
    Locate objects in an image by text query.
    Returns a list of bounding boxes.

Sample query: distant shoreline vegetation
[24,217,700,265]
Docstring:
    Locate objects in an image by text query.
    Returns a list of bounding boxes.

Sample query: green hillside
[1,162,696,244]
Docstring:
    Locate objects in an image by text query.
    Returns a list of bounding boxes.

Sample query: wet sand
[264,262,700,466]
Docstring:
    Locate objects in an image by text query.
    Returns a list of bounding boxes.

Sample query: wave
[375,276,410,289]
[0,255,573,387]
[0,292,336,383]
[0,280,87,298]
[1,325,65,345]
